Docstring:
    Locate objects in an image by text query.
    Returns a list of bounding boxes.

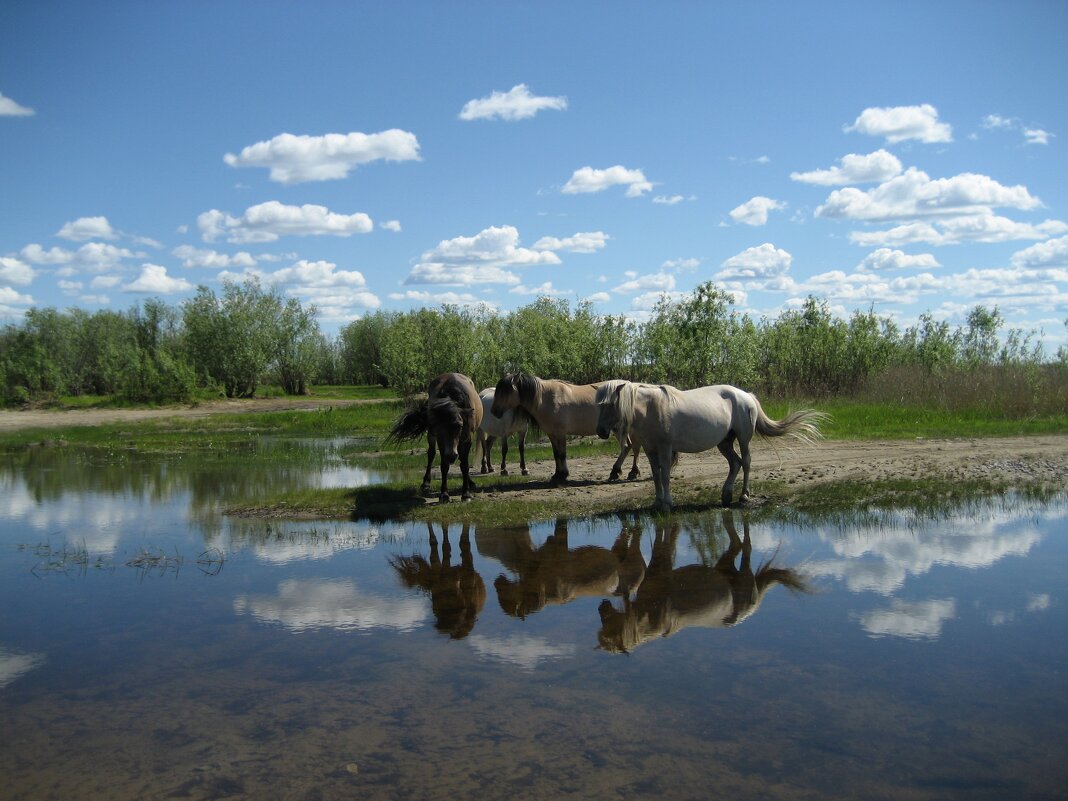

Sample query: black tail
[386,399,430,444]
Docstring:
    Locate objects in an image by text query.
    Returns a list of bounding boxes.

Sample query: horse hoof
[521,469,529,476]
[608,471,621,483]
[627,469,640,481]
[420,484,433,497]
[439,493,451,504]
[480,466,489,475]
[462,493,473,502]
[500,468,509,476]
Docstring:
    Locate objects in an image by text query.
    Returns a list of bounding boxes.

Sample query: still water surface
[1,445,1066,800]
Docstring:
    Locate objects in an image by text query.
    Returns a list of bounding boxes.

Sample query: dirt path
[0,397,377,432]
[477,434,1068,509]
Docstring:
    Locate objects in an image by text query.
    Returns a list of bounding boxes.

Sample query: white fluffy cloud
[0,92,34,116]
[459,84,567,121]
[844,104,952,144]
[509,281,572,297]
[1011,235,1068,269]
[0,286,35,308]
[729,196,786,226]
[532,231,608,253]
[850,214,1067,247]
[611,271,676,295]
[857,248,940,271]
[1024,128,1053,145]
[424,225,560,267]
[224,129,420,184]
[173,245,256,269]
[56,216,118,241]
[388,290,491,308]
[816,168,1041,223]
[562,165,653,198]
[790,149,903,186]
[0,256,35,286]
[20,242,139,271]
[198,201,374,243]
[717,243,793,278]
[403,225,566,289]
[221,259,381,320]
[122,264,193,294]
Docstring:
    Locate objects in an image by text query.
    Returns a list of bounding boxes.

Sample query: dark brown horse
[390,522,486,639]
[387,372,483,503]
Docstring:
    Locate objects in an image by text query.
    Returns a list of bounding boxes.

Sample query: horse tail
[753,401,828,445]
[386,398,430,443]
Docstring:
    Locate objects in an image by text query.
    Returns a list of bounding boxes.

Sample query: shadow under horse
[477,518,646,619]
[387,372,483,503]
[597,511,809,653]
[390,522,486,639]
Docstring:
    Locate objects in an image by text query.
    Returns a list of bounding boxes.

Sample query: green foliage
[3,281,1064,413]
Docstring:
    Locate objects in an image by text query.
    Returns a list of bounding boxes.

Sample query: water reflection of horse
[476,387,530,477]
[387,372,482,503]
[596,381,826,510]
[390,522,486,639]
[477,519,646,619]
[491,372,641,487]
[597,511,809,653]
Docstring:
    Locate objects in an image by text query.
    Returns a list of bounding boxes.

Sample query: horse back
[541,379,600,436]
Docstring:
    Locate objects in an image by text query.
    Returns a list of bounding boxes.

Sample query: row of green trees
[1,278,1064,407]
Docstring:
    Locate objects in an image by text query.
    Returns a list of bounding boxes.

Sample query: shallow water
[1,446,1066,800]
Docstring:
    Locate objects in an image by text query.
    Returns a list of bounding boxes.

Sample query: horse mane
[596,380,638,442]
[509,372,541,407]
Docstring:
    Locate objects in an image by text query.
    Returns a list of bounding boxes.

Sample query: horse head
[491,373,521,418]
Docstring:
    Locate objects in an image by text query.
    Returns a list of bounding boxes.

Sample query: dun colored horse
[597,381,826,510]
[491,373,640,487]
[476,519,646,619]
[387,372,482,503]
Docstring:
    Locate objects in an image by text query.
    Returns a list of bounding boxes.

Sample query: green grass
[760,398,1068,440]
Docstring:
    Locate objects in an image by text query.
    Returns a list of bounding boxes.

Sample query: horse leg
[738,435,753,503]
[421,436,436,496]
[717,433,742,507]
[499,436,509,476]
[656,446,675,511]
[609,444,626,482]
[627,442,641,481]
[438,453,451,504]
[518,432,529,475]
[645,448,662,505]
[549,435,569,486]
[478,432,490,474]
[459,439,475,502]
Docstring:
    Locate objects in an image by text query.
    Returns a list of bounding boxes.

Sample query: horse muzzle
[596,426,611,440]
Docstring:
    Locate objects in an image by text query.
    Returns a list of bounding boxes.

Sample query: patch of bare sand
[480,434,1068,508]
[0,397,380,432]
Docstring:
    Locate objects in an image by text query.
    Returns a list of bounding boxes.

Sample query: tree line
[2,277,1065,408]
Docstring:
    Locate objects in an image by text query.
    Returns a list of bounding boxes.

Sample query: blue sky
[2,1,1067,349]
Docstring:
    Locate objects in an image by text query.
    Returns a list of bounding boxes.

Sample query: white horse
[596,381,827,510]
[477,388,530,476]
